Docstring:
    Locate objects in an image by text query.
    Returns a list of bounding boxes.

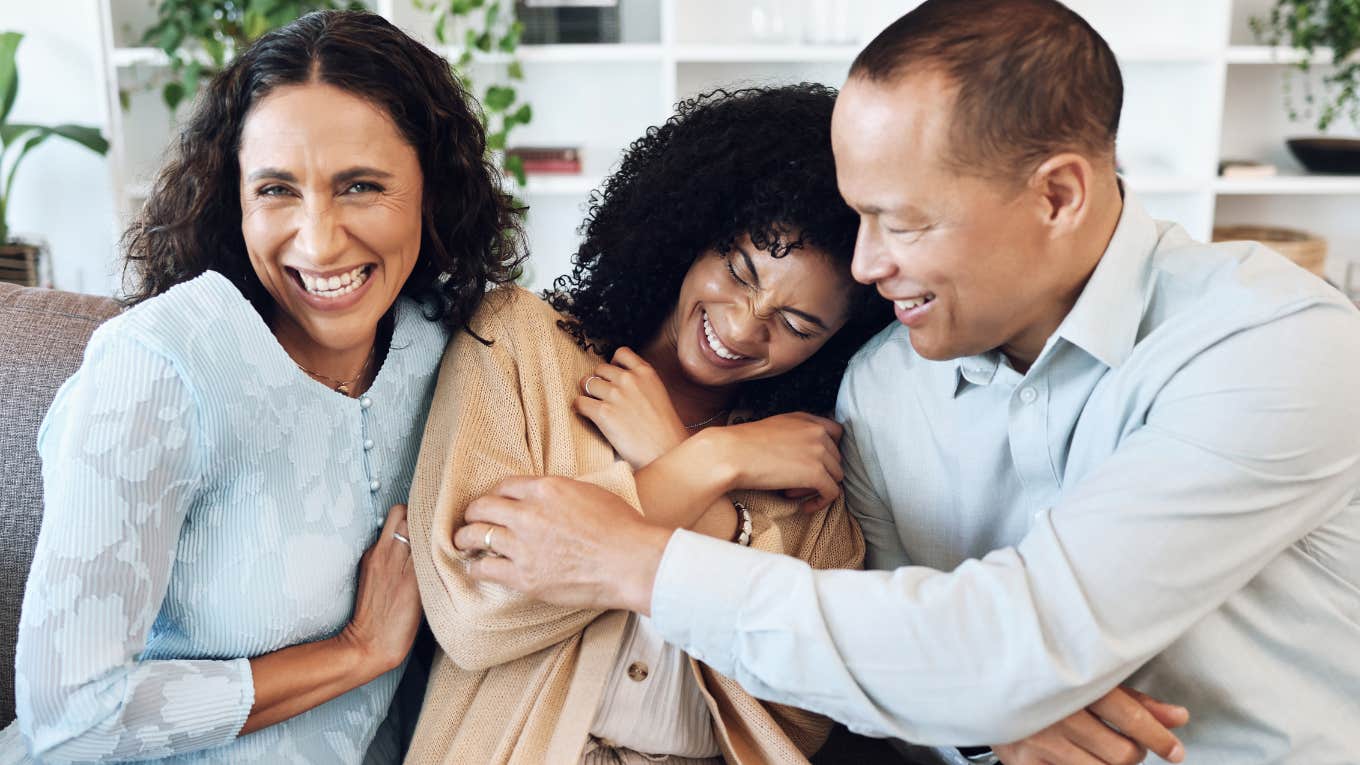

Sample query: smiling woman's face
[665,233,854,389]
[238,81,423,359]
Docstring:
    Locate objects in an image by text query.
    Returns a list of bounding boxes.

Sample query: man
[456,1,1360,762]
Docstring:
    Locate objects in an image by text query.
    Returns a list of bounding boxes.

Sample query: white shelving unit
[97,0,1360,292]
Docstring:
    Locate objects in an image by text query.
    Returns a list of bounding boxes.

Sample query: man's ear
[1029,153,1093,237]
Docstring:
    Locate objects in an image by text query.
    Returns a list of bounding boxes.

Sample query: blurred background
[5,0,1360,297]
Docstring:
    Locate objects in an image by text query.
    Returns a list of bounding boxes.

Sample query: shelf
[453,44,664,65]
[1226,45,1357,65]
[1123,175,1209,194]
[1114,46,1219,63]
[673,44,860,63]
[1215,173,1360,194]
[522,175,603,196]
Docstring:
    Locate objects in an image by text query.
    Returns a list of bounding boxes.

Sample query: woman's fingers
[1122,688,1190,728]
[580,373,615,400]
[1065,709,1148,765]
[1088,687,1185,763]
[611,347,644,369]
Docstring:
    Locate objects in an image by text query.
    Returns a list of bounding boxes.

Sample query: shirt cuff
[650,529,762,676]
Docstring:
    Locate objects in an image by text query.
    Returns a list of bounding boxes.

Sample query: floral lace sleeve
[13,333,255,763]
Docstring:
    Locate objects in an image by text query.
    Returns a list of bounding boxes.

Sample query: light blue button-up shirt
[651,193,1360,764]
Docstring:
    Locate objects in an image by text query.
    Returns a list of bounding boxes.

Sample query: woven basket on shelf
[0,243,41,287]
[1212,225,1327,277]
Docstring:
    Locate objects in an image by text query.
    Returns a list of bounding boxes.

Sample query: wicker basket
[1212,225,1327,277]
[0,243,41,287]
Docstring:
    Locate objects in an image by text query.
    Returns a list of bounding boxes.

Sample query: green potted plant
[141,0,365,110]
[0,32,109,287]
[414,0,534,184]
[1252,0,1360,172]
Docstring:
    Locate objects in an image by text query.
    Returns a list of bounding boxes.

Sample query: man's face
[832,72,1062,364]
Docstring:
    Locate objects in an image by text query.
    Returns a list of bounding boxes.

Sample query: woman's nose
[294,201,347,264]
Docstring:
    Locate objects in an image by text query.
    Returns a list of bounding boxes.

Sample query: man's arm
[649,304,1360,745]
[463,304,1360,746]
[836,370,911,570]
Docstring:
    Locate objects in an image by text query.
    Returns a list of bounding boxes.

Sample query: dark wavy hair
[548,84,893,419]
[121,10,524,333]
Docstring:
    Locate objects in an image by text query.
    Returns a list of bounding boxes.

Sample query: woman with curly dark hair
[5,10,521,764]
[405,84,892,765]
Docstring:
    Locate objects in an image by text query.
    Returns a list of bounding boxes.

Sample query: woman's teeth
[894,294,935,311]
[702,311,750,361]
[300,265,370,297]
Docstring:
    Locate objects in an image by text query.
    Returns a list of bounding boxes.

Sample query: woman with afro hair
[404,83,893,765]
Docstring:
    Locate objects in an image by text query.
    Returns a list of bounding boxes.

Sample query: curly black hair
[548,84,893,419]
[121,10,525,334]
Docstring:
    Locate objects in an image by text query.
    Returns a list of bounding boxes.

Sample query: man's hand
[992,686,1188,764]
[455,476,672,614]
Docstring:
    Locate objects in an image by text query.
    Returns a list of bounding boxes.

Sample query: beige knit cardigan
[404,287,865,765]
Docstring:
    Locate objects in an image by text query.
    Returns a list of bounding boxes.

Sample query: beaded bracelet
[731,500,753,546]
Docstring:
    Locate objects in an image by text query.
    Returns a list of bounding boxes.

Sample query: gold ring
[484,525,498,555]
[584,375,602,398]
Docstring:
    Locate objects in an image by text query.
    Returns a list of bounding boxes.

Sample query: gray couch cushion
[0,283,118,725]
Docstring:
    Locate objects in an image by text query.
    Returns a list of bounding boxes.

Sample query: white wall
[5,0,120,295]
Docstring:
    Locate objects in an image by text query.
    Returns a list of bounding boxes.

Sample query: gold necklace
[684,410,728,430]
[296,343,376,396]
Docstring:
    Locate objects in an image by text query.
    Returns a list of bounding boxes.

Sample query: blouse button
[363,439,375,451]
[627,661,649,682]
[360,396,373,410]
[369,479,382,492]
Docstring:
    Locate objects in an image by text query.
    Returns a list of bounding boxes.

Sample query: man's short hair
[850,0,1123,183]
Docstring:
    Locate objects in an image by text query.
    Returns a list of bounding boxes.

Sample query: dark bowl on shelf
[1287,137,1360,174]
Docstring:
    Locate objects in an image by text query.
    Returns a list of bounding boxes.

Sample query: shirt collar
[950,185,1159,397]
[1052,187,1159,370]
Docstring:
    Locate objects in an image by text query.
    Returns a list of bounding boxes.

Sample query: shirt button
[363,439,375,451]
[369,479,381,492]
[627,661,649,682]
[1019,387,1038,404]
[360,396,373,410]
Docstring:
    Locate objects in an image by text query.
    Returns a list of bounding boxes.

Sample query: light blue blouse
[7,271,448,763]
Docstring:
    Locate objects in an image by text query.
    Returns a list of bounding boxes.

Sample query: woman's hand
[704,412,845,512]
[991,686,1188,765]
[575,347,691,469]
[338,504,421,676]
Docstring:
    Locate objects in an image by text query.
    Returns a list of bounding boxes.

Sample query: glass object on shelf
[802,0,855,45]
[749,0,800,44]
[518,0,620,44]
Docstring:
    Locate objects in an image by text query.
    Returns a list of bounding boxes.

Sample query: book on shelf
[1218,159,1278,179]
[508,146,583,174]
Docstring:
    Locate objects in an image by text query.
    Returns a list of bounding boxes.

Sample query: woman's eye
[259,185,291,197]
[782,317,813,340]
[725,258,754,288]
[345,182,382,194]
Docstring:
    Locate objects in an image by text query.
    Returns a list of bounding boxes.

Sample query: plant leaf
[163,80,186,110]
[484,84,515,111]
[48,124,109,155]
[0,31,23,126]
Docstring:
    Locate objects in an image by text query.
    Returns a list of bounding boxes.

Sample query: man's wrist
[611,522,673,616]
